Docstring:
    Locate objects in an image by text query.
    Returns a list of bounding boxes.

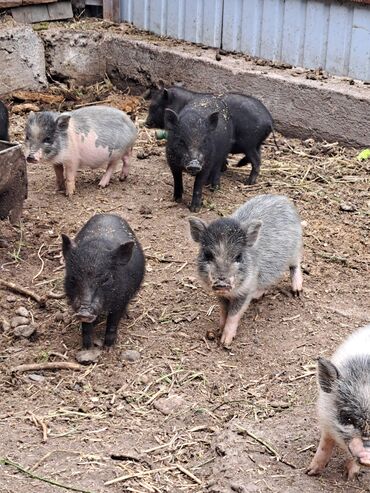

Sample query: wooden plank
[11,0,72,22]
[0,0,56,7]
[103,0,120,22]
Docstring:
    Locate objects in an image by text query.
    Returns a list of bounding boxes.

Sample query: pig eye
[203,250,214,262]
[340,412,356,427]
[235,253,243,263]
[43,137,52,144]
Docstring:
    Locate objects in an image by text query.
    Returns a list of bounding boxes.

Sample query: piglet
[24,106,137,196]
[307,324,370,479]
[189,194,303,346]
[62,214,145,349]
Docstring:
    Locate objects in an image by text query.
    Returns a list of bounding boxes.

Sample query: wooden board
[103,0,119,22]
[0,0,57,7]
[11,0,73,22]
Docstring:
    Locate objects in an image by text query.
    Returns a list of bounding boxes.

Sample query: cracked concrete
[0,26,47,94]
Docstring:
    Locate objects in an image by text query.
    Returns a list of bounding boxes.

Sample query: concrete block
[0,26,47,95]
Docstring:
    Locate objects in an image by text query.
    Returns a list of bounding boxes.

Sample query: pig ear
[113,241,134,266]
[188,217,207,243]
[244,220,262,247]
[317,357,340,393]
[208,112,219,132]
[61,234,76,257]
[157,79,165,90]
[162,89,170,102]
[164,109,179,130]
[56,114,71,130]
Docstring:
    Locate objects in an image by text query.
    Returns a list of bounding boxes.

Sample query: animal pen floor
[0,83,369,493]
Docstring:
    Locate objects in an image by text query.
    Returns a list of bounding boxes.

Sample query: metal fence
[120,0,370,81]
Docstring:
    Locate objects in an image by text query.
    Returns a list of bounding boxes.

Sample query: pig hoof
[210,184,220,192]
[189,205,201,213]
[306,462,326,476]
[119,175,128,182]
[345,459,361,480]
[173,196,182,204]
[292,289,302,298]
[99,179,110,188]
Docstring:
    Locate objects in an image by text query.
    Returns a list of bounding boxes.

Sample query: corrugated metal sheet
[222,0,370,81]
[120,0,223,47]
[120,0,370,81]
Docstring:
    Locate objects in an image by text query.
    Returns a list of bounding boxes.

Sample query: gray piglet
[189,194,303,346]
[308,324,370,479]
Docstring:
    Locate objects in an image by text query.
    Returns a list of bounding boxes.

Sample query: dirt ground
[0,83,369,493]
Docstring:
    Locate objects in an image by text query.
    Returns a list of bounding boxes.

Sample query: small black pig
[62,214,145,349]
[0,101,9,141]
[146,85,274,184]
[165,96,232,212]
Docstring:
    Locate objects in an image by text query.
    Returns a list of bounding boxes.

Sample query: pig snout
[76,306,97,324]
[186,159,202,176]
[26,155,39,164]
[144,118,155,128]
[212,279,232,292]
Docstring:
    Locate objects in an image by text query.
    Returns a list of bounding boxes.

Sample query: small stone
[270,400,290,409]
[153,395,186,415]
[55,311,64,322]
[7,295,17,303]
[139,205,152,215]
[76,348,101,365]
[215,53,222,61]
[121,349,141,363]
[136,149,149,160]
[340,203,356,212]
[11,316,30,328]
[28,373,45,383]
[1,319,10,331]
[16,307,29,317]
[206,330,216,341]
[13,325,36,338]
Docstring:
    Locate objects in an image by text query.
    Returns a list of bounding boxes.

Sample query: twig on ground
[0,457,95,493]
[32,243,45,282]
[176,464,202,485]
[11,362,83,373]
[0,279,46,307]
[236,425,296,469]
[105,466,175,485]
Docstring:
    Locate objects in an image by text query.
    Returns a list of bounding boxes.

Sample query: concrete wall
[41,28,370,148]
[0,26,48,94]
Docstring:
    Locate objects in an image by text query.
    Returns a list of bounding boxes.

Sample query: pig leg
[119,148,131,182]
[171,167,183,203]
[64,163,77,197]
[81,322,95,349]
[209,166,222,191]
[244,147,261,185]
[190,174,206,213]
[306,431,335,475]
[99,159,118,188]
[345,458,361,479]
[290,264,303,297]
[104,310,123,347]
[53,163,65,191]
[220,295,252,347]
[219,298,230,330]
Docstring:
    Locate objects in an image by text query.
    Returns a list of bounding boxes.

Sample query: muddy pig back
[146,85,205,129]
[62,214,145,349]
[0,101,9,141]
[308,324,370,478]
